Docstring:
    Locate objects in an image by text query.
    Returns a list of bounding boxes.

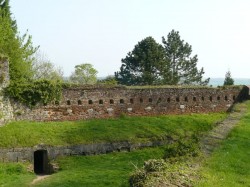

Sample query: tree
[115,37,167,85]
[115,31,209,86]
[223,71,234,86]
[70,63,98,84]
[162,30,209,85]
[31,51,63,81]
[97,75,117,85]
[0,0,37,83]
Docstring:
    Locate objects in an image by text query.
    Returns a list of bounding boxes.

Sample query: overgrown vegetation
[5,79,62,107]
[130,137,202,187]
[0,0,37,83]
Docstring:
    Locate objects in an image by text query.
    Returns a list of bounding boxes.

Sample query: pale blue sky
[9,0,250,78]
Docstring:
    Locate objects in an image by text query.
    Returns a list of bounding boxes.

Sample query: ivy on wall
[5,80,62,107]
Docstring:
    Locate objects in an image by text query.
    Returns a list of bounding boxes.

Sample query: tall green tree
[223,71,234,86]
[115,37,167,85]
[162,30,209,85]
[0,0,37,83]
[70,63,98,84]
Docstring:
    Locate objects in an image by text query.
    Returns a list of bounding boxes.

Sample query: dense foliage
[115,30,209,86]
[0,0,37,83]
[162,30,209,85]
[223,71,234,86]
[115,37,166,85]
[5,80,62,107]
[0,1,63,106]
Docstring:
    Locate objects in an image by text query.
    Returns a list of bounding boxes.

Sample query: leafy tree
[0,0,37,83]
[31,51,63,81]
[223,71,234,86]
[162,30,209,85]
[115,31,209,86]
[70,63,98,84]
[98,75,117,85]
[115,37,167,85]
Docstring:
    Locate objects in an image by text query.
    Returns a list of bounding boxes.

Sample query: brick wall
[15,85,249,121]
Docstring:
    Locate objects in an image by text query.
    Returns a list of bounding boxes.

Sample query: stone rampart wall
[0,139,172,162]
[0,59,13,126]
[15,85,249,122]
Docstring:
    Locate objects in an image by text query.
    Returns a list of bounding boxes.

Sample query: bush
[5,79,62,107]
[164,137,200,160]
[130,168,147,187]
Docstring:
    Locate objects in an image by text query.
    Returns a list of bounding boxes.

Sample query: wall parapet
[14,85,249,122]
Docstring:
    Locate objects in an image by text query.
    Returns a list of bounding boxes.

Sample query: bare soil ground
[30,175,50,186]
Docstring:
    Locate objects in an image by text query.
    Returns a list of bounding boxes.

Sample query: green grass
[195,101,250,187]
[0,162,35,187]
[0,113,226,148]
[0,112,226,186]
[34,146,166,187]
[0,146,166,187]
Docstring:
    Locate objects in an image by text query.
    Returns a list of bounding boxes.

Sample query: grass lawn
[0,112,226,186]
[0,113,226,148]
[0,146,166,187]
[0,162,35,187]
[195,101,250,187]
[34,146,166,187]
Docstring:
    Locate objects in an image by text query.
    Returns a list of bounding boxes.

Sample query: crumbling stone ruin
[0,59,249,124]
[16,85,248,122]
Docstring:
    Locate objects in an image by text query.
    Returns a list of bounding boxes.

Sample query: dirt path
[30,175,50,186]
[200,103,247,156]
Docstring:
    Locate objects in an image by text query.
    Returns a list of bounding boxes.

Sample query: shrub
[5,79,62,107]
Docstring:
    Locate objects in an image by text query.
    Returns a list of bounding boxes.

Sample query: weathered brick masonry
[0,58,249,123]
[15,85,249,122]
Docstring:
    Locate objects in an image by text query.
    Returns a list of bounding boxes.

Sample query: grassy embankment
[0,114,225,148]
[195,101,250,186]
[130,101,250,186]
[0,113,225,186]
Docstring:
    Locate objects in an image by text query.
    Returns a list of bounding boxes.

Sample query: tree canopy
[162,30,209,85]
[0,0,37,83]
[115,30,209,86]
[70,63,98,84]
[223,71,234,86]
[115,37,167,85]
